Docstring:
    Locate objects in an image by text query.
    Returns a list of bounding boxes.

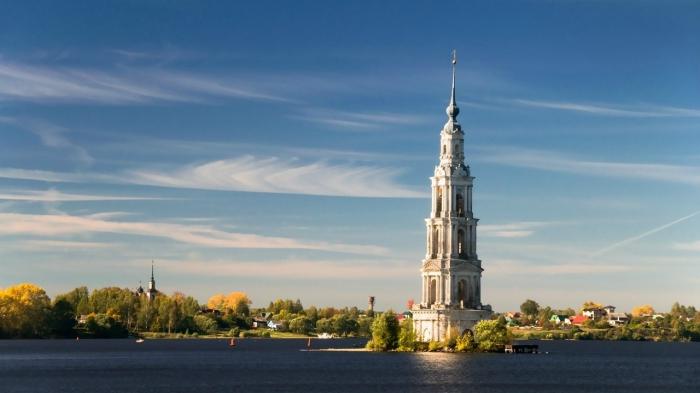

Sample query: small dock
[504,344,539,354]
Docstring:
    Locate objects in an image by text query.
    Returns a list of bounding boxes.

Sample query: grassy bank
[139,330,317,339]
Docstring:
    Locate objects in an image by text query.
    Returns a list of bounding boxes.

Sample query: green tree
[455,330,476,352]
[331,314,354,336]
[368,310,399,351]
[55,286,90,315]
[305,306,319,324]
[193,314,218,335]
[671,302,697,320]
[357,316,373,337]
[537,306,554,327]
[84,313,128,338]
[315,318,333,334]
[289,316,312,334]
[88,287,138,326]
[397,317,417,351]
[49,299,76,337]
[520,299,540,316]
[474,318,510,352]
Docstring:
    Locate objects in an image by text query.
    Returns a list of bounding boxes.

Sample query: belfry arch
[428,278,437,305]
[456,193,464,216]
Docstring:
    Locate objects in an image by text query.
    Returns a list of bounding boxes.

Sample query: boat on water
[317,333,333,339]
[135,338,145,343]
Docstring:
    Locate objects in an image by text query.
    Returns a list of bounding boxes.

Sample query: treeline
[207,294,374,337]
[0,283,203,338]
[510,299,700,342]
[0,283,375,339]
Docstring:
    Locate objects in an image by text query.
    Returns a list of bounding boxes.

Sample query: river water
[0,339,698,392]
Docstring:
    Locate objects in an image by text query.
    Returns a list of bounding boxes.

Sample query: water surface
[1,339,698,392]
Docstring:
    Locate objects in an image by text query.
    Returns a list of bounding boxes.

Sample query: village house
[252,312,274,328]
[570,315,588,325]
[582,307,605,320]
[607,312,630,327]
[549,314,572,326]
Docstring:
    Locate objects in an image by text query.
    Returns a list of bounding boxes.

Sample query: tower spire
[151,260,154,281]
[446,49,460,122]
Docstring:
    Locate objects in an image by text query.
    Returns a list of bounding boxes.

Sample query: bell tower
[412,51,492,342]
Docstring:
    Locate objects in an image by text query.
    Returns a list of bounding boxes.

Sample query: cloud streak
[591,211,700,257]
[0,117,93,164]
[0,212,387,255]
[129,155,423,198]
[293,108,429,131]
[0,155,423,198]
[14,239,117,250]
[0,60,289,104]
[478,146,700,187]
[488,258,633,276]
[673,240,700,252]
[480,221,556,238]
[0,189,164,202]
[511,99,700,118]
[158,258,414,280]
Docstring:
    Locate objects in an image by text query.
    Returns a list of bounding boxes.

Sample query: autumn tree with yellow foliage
[580,301,604,311]
[631,304,655,317]
[207,292,251,316]
[0,283,51,337]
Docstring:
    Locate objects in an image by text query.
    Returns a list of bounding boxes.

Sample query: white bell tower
[412,51,492,342]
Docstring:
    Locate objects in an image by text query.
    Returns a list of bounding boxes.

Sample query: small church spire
[147,260,157,300]
[446,49,460,122]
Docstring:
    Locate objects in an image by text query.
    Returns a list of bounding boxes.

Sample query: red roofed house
[570,315,589,325]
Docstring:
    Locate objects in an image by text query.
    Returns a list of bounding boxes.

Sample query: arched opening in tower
[429,278,437,305]
[457,279,466,307]
[456,193,464,217]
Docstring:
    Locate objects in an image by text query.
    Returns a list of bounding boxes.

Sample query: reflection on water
[0,339,698,393]
[409,352,475,386]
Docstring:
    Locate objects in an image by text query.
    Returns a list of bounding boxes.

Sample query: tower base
[412,306,492,342]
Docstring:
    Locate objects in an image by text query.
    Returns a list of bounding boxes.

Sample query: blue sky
[1,1,699,312]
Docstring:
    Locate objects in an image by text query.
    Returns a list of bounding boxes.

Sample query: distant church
[411,52,492,342]
[136,261,159,301]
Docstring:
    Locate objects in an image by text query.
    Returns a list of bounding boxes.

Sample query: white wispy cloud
[487,258,633,276]
[0,117,93,164]
[156,258,414,279]
[15,239,117,250]
[0,189,164,202]
[0,60,289,104]
[0,155,423,198]
[673,240,700,251]
[0,212,387,255]
[95,135,432,163]
[510,98,700,118]
[127,155,424,198]
[0,168,104,183]
[591,211,700,257]
[293,108,429,131]
[480,221,556,238]
[477,146,700,187]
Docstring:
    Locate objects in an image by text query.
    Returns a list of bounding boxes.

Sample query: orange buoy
[229,338,236,347]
